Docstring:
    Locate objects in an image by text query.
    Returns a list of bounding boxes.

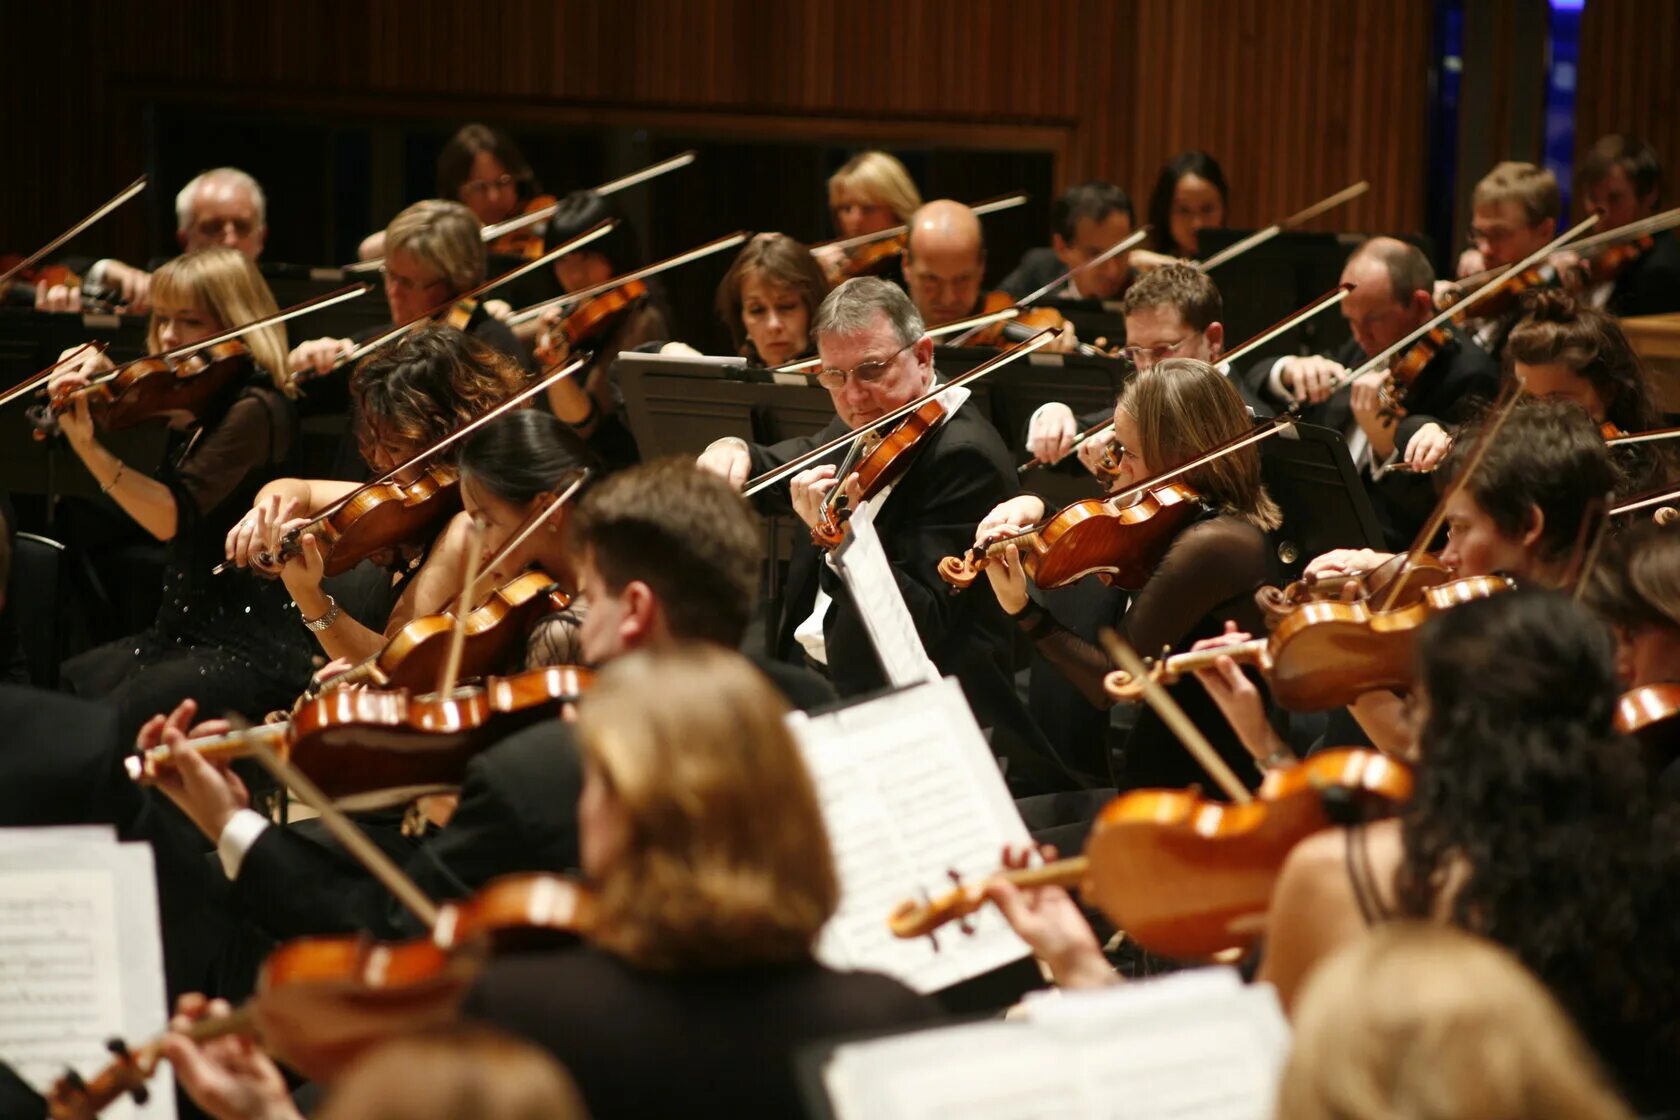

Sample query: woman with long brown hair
[714,232,830,367]
[972,358,1282,791]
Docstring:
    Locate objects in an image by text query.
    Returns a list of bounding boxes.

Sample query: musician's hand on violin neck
[1403,422,1452,472]
[1455,247,1487,280]
[138,698,248,842]
[975,495,1046,545]
[35,277,83,312]
[1187,622,1287,765]
[789,464,848,530]
[481,297,513,322]
[1277,355,1343,404]
[1026,402,1078,464]
[312,657,356,689]
[162,993,299,1120]
[981,541,1030,614]
[695,437,752,490]
[984,843,1113,991]
[1303,548,1394,581]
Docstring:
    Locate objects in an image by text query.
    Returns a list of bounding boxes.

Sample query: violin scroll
[935,550,986,591]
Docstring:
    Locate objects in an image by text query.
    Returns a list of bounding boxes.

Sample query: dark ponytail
[459,409,598,504]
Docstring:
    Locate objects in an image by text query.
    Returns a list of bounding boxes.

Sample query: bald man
[902,199,988,326]
[1245,236,1499,548]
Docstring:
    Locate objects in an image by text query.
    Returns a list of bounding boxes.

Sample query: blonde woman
[48,248,316,736]
[1277,923,1633,1120]
[815,150,923,284]
[463,645,937,1119]
[973,359,1284,791]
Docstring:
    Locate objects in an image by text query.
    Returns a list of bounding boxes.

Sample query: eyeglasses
[1468,224,1522,246]
[815,340,916,390]
[461,173,521,197]
[381,267,448,295]
[1118,333,1197,367]
[193,217,257,239]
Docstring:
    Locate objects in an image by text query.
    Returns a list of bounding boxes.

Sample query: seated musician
[975,358,1283,791]
[47,248,316,739]
[1575,133,1680,317]
[1447,161,1561,360]
[1128,149,1229,272]
[226,325,532,654]
[526,190,670,470]
[812,149,923,286]
[714,231,830,367]
[1506,291,1676,490]
[35,167,268,314]
[694,277,1044,765]
[290,199,533,391]
[1026,262,1269,475]
[1246,236,1500,547]
[154,459,834,943]
[250,405,596,677]
[358,122,544,262]
[998,180,1137,304]
[462,645,939,1119]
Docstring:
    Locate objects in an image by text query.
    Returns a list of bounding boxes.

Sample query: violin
[1255,550,1456,624]
[268,461,464,577]
[1,254,84,304]
[1586,234,1654,285]
[45,873,593,1117]
[487,194,559,260]
[1616,683,1680,765]
[939,482,1202,592]
[1109,573,1514,712]
[38,339,254,438]
[1376,323,1453,418]
[889,748,1412,958]
[129,665,593,809]
[811,398,949,550]
[818,233,906,285]
[535,279,649,368]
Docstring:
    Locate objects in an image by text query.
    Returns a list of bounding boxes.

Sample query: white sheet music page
[790,677,1032,994]
[822,967,1290,1120]
[0,829,175,1120]
[832,501,940,689]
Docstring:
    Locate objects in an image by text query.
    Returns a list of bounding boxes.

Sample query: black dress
[59,368,317,740]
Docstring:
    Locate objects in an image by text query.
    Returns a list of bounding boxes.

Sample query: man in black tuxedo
[696,277,1064,787]
[1246,236,1500,548]
[999,181,1137,305]
[151,460,834,945]
[1577,134,1680,318]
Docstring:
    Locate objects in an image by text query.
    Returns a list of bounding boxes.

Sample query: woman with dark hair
[1584,518,1680,788]
[358,123,543,262]
[713,232,830,367]
[1256,590,1680,1113]
[1138,150,1229,265]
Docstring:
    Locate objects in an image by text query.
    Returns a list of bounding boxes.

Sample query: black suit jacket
[999,246,1067,300]
[1608,228,1680,318]
[229,657,835,942]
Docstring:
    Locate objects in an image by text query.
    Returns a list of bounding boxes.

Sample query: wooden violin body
[818,233,906,285]
[811,398,947,550]
[889,748,1413,959]
[1378,324,1453,417]
[269,463,463,577]
[487,194,559,260]
[44,339,254,434]
[536,280,649,369]
[1616,683,1680,765]
[1255,553,1455,625]
[939,482,1201,593]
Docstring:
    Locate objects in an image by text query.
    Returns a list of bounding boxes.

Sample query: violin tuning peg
[105,1037,131,1059]
[61,1068,86,1093]
[945,868,965,887]
[130,1084,151,1106]
[957,915,976,936]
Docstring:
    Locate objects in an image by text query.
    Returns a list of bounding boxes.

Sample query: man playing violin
[36,167,269,315]
[1445,162,1561,360]
[999,181,1137,305]
[1246,237,1499,547]
[1575,134,1680,317]
[695,277,1055,782]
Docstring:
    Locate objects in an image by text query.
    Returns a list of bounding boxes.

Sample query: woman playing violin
[714,232,830,368]
[973,358,1282,791]
[463,644,938,1119]
[1584,519,1680,788]
[1129,150,1228,271]
[50,248,316,737]
[812,150,922,286]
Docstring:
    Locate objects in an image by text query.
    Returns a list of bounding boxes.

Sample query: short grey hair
[1351,237,1435,305]
[175,168,267,232]
[812,276,925,348]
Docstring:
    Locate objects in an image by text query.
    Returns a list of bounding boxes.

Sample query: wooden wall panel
[3,0,1434,260]
[1576,0,1680,213]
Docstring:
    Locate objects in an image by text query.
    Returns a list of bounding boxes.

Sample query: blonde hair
[386,199,486,294]
[576,645,839,971]
[148,248,292,397]
[1119,358,1280,530]
[828,151,923,223]
[314,1024,588,1120]
[1472,161,1561,227]
[1276,923,1632,1120]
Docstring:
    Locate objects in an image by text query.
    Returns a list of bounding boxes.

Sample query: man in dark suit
[1246,236,1500,548]
[1576,133,1680,318]
[999,181,1137,305]
[150,460,834,945]
[696,277,1065,788]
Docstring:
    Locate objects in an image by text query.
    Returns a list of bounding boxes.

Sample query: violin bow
[332,221,618,371]
[741,328,1060,497]
[1098,628,1253,803]
[0,176,147,291]
[1197,180,1370,273]
[463,470,590,607]
[1035,282,1355,469]
[769,307,1026,376]
[1606,424,1680,448]
[943,228,1154,349]
[346,152,696,272]
[0,341,108,410]
[505,230,750,327]
[436,519,487,699]
[1449,205,1680,294]
[1334,215,1599,393]
[817,191,1030,255]
[1610,483,1680,520]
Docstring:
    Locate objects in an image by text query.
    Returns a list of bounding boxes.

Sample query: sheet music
[790,678,1032,993]
[833,502,940,689]
[823,968,1290,1120]
[0,830,175,1120]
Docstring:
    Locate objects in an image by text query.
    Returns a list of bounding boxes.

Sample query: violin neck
[134,723,287,778]
[1002,855,1088,892]
[1158,638,1268,684]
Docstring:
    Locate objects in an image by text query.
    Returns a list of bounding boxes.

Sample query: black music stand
[1196,229,1357,360]
[1259,420,1384,581]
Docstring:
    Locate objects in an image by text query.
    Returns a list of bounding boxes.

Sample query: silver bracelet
[301,595,341,633]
